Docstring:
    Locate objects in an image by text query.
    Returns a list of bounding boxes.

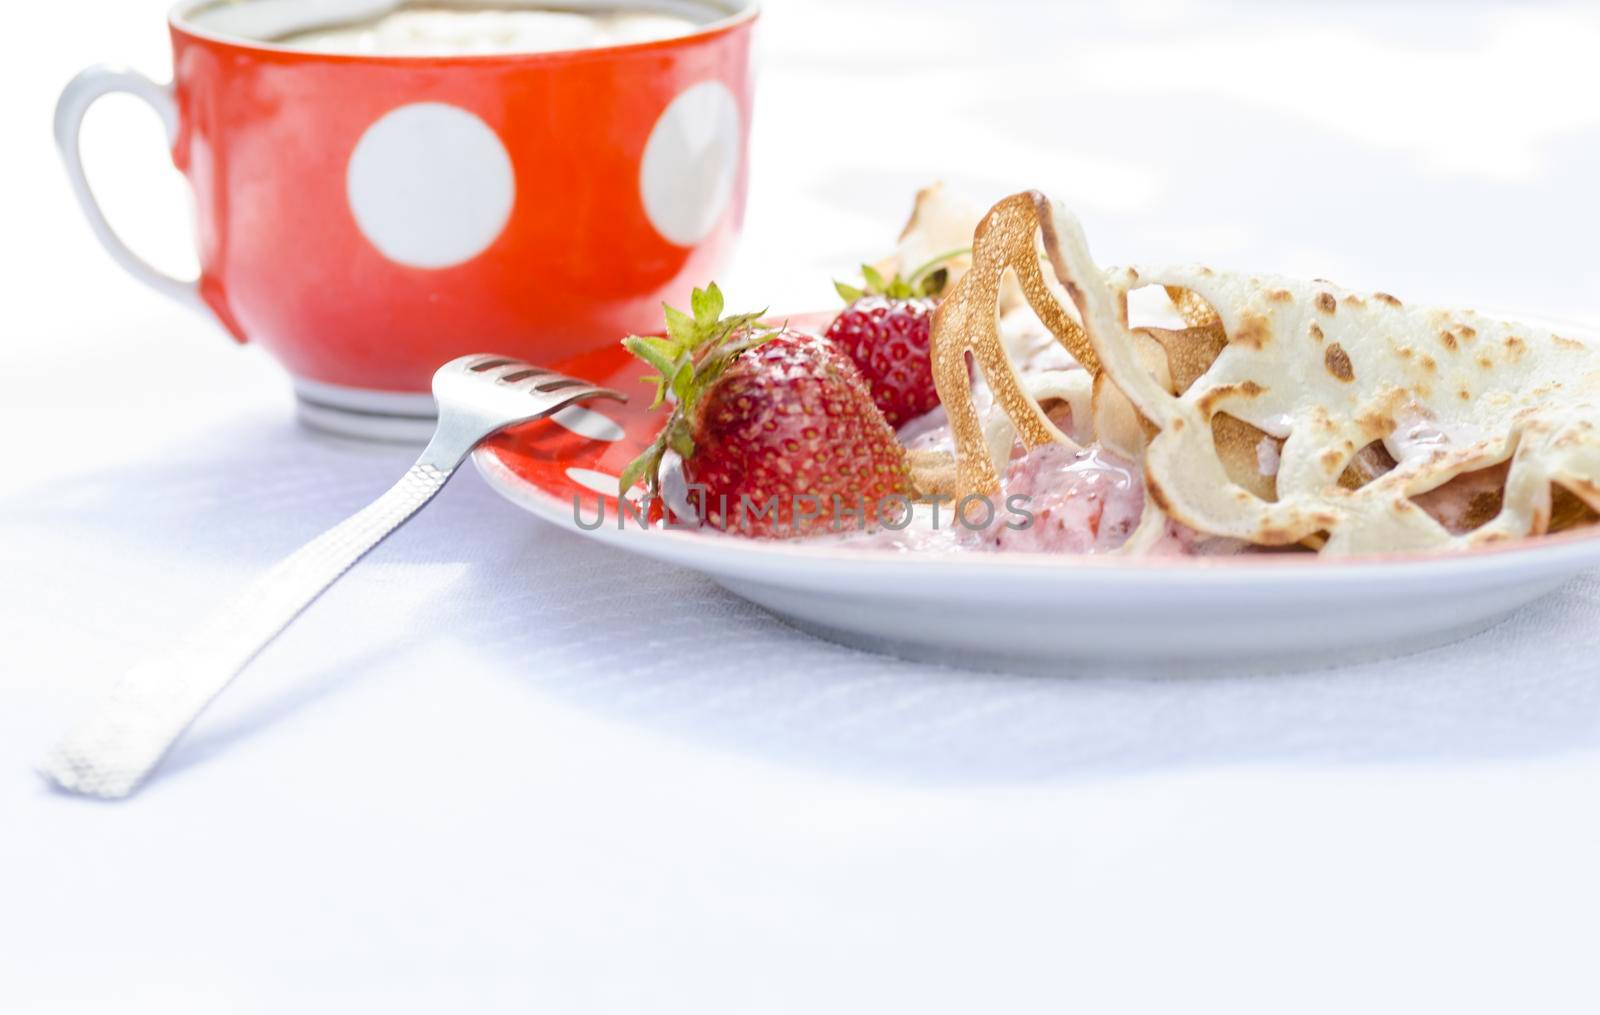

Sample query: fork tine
[541,385,626,411]
[500,366,624,402]
[531,376,589,393]
[498,367,551,384]
[447,355,626,410]
[491,362,544,378]
[465,355,522,373]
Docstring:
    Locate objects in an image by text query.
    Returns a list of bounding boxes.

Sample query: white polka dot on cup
[346,102,515,269]
[639,81,741,247]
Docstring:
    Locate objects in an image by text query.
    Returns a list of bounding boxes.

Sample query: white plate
[473,323,1600,675]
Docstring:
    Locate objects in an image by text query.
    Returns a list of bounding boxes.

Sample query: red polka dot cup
[55,1,757,440]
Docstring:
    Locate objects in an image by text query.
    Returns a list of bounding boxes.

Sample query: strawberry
[826,294,937,428]
[620,283,909,539]
[825,252,965,427]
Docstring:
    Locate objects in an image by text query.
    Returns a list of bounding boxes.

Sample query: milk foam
[277,6,699,56]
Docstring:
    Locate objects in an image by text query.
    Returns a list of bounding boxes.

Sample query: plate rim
[473,445,1600,586]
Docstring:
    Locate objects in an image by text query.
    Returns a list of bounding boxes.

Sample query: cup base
[293,377,436,443]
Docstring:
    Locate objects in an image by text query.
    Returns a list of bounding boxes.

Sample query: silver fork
[42,354,625,800]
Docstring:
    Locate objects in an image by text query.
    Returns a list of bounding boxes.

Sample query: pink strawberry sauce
[805,417,1245,556]
[980,444,1144,553]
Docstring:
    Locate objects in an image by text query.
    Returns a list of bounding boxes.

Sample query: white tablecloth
[7,2,1600,1010]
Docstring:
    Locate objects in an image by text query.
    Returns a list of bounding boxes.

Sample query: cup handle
[54,65,207,315]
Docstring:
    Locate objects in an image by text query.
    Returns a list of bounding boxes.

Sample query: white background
[5,1,1600,1011]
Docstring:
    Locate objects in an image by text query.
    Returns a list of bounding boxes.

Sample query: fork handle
[42,442,467,799]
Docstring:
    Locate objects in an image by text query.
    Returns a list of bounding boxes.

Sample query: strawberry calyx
[832,246,971,304]
[619,283,777,497]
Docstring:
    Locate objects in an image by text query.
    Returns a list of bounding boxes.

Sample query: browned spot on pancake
[1212,413,1278,502]
[1171,417,1185,431]
[1339,441,1398,490]
[1554,334,1585,350]
[1145,473,1173,513]
[1531,505,1552,533]
[1126,268,1140,282]
[1395,345,1414,360]
[1198,266,1215,276]
[1458,387,1472,401]
[1315,292,1337,314]
[1233,313,1271,349]
[1267,288,1292,303]
[1319,448,1344,472]
[1145,324,1229,393]
[1354,391,1407,440]
[1419,354,1437,373]
[930,190,1100,497]
[907,450,961,500]
[1343,294,1366,309]
[1439,330,1458,350]
[1504,335,1528,359]
[1411,462,1512,534]
[1324,343,1355,382]
[1164,287,1224,330]
[1458,325,1477,339]
[1308,322,1324,342]
[1374,292,1402,307]
[1195,380,1266,416]
[1256,526,1295,545]
[1564,476,1600,502]
[1477,355,1494,369]
[1358,412,1397,439]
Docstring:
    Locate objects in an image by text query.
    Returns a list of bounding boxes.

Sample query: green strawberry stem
[905,246,972,288]
[833,246,972,304]
[618,283,776,497]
